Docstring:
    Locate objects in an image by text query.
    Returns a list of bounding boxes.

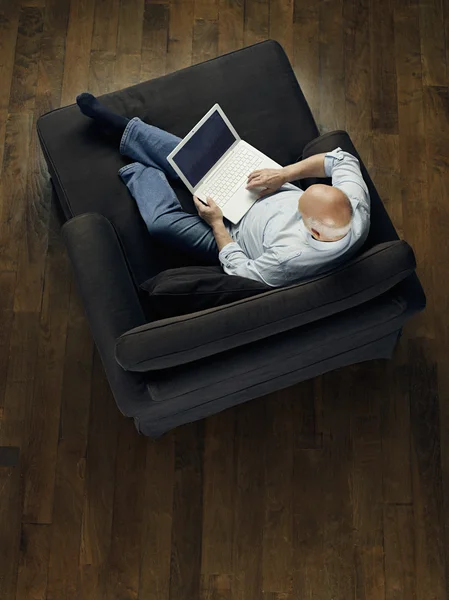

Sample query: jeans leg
[119,162,219,264]
[120,117,181,180]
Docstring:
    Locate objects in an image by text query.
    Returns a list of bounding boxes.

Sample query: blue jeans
[118,117,219,263]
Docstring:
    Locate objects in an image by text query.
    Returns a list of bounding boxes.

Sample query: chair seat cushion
[140,266,270,319]
[37,40,319,287]
[115,240,417,372]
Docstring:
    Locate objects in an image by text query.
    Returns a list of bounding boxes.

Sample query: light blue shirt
[219,148,370,287]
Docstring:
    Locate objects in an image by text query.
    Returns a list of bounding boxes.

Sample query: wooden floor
[0,0,448,598]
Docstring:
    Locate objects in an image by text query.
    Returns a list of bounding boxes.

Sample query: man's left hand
[193,196,223,227]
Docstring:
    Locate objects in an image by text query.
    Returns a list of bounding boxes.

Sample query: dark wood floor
[0,0,448,598]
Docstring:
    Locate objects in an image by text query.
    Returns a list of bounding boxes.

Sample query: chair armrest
[62,213,149,415]
[115,240,416,373]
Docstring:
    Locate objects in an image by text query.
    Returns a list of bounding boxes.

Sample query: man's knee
[147,216,170,238]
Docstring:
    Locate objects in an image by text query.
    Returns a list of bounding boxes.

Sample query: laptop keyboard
[201,147,263,207]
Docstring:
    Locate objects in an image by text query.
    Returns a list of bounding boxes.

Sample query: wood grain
[140,2,169,81]
[9,6,44,113]
[79,350,119,600]
[319,0,345,132]
[169,422,204,600]
[60,0,95,106]
[0,451,23,600]
[201,411,235,575]
[46,285,93,600]
[383,505,416,600]
[292,0,319,118]
[22,199,72,524]
[138,433,175,600]
[232,402,265,600]
[269,0,294,60]
[262,392,294,594]
[15,524,51,600]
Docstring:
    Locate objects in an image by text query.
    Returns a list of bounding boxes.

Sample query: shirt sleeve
[218,242,287,287]
[324,147,370,212]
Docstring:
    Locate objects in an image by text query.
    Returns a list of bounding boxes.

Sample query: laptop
[167,104,300,224]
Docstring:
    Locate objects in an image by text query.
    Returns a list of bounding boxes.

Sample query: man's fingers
[246,177,264,189]
[247,170,263,183]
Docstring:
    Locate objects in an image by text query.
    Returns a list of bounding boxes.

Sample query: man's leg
[119,162,219,264]
[120,117,181,180]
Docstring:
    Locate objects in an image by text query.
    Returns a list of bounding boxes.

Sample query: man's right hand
[246,168,287,197]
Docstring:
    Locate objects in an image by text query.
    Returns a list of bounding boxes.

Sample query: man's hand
[246,168,287,197]
[193,195,223,227]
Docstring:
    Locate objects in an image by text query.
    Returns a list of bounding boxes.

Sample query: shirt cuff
[219,242,247,267]
[324,147,344,177]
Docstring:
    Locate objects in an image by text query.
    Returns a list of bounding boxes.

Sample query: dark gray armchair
[37,41,425,437]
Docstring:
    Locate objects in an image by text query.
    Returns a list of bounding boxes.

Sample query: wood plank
[344,0,371,133]
[46,285,93,600]
[244,0,269,47]
[370,0,398,133]
[319,0,345,132]
[218,0,244,55]
[370,166,403,238]
[167,1,194,73]
[292,0,319,118]
[422,83,449,594]
[350,363,386,600]
[383,505,416,600]
[9,6,44,113]
[409,338,447,599]
[0,113,32,272]
[115,0,144,88]
[0,272,16,413]
[381,343,412,505]
[262,392,293,594]
[394,5,426,184]
[192,18,218,65]
[138,432,174,600]
[292,447,327,599]
[269,0,294,61]
[60,0,95,106]
[169,422,203,600]
[91,0,120,54]
[201,411,235,575]
[0,453,23,600]
[22,199,72,524]
[13,0,69,313]
[15,524,51,600]
[0,0,20,110]
[79,350,119,600]
[419,0,447,86]
[140,2,169,81]
[37,0,71,115]
[103,418,147,600]
[0,312,39,448]
[318,369,355,599]
[232,402,265,600]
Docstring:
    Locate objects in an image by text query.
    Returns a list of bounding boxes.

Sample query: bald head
[298,184,353,242]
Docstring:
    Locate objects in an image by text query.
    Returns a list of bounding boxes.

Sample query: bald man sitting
[77,93,370,287]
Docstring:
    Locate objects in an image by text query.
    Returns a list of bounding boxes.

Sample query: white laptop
[167,104,300,224]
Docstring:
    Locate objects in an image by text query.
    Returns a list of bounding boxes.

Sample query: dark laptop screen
[171,110,237,188]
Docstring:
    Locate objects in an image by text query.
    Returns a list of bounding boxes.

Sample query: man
[76,93,370,287]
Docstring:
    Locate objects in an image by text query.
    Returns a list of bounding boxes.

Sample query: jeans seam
[120,117,139,155]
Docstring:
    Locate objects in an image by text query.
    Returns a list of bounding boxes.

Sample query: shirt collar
[299,219,351,251]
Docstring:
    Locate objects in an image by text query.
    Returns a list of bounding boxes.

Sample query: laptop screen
[171,110,237,188]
